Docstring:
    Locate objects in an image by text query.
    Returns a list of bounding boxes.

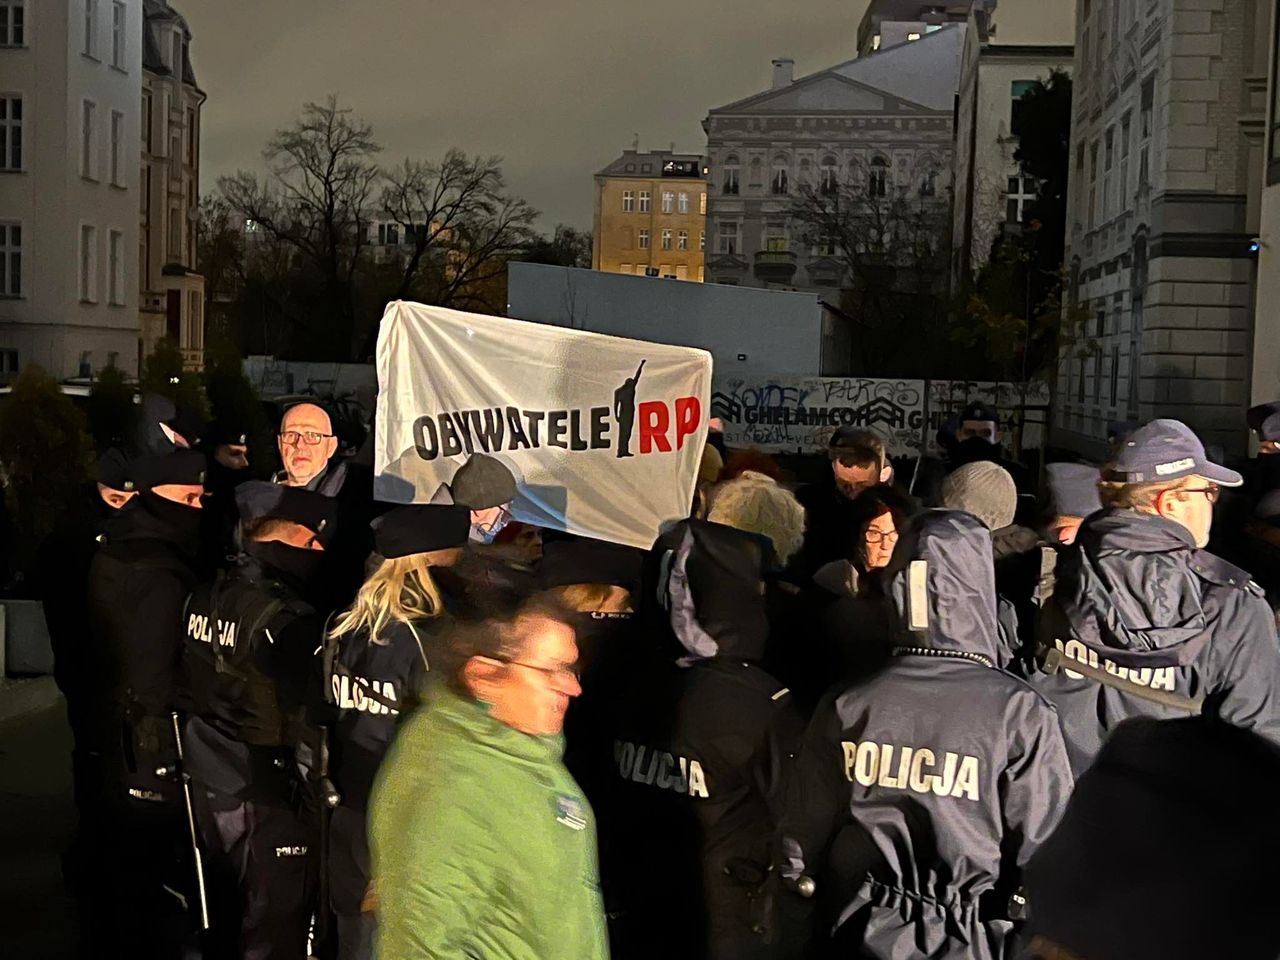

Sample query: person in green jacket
[369,584,610,960]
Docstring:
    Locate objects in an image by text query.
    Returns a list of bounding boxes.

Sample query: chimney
[771,58,794,89]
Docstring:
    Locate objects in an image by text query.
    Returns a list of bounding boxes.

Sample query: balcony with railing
[753,249,797,284]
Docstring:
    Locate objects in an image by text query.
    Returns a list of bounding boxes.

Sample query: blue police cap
[1102,418,1242,487]
[235,480,337,544]
[1045,462,1102,518]
[1248,402,1280,443]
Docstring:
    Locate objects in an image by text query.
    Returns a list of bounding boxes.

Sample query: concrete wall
[507,262,847,378]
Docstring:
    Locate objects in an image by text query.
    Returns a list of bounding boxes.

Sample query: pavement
[0,678,79,958]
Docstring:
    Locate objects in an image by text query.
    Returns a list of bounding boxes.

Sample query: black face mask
[954,436,1001,466]
[137,490,203,544]
[245,540,325,590]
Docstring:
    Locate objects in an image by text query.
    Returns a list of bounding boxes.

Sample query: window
[1074,142,1086,226]
[624,163,635,173]
[638,228,649,249]
[771,158,789,195]
[640,163,651,173]
[661,228,672,250]
[1271,8,1280,174]
[868,157,888,197]
[699,230,705,251]
[142,92,152,152]
[377,223,399,246]
[1140,75,1154,138]
[722,157,740,195]
[83,0,97,57]
[622,190,634,212]
[920,170,937,197]
[186,109,196,165]
[1006,176,1037,223]
[815,233,837,256]
[677,229,689,251]
[110,110,122,185]
[1119,113,1131,203]
[638,190,651,212]
[699,192,706,215]
[1095,307,1106,338]
[1088,141,1099,229]
[171,30,181,75]
[168,206,181,260]
[81,101,96,179]
[661,191,674,214]
[0,0,25,46]
[717,220,738,255]
[0,96,20,171]
[677,191,689,214]
[0,221,19,297]
[820,156,839,195]
[79,225,96,301]
[1093,351,1103,403]
[765,221,788,252]
[1103,127,1114,217]
[1010,80,1037,138]
[1076,356,1086,403]
[108,229,123,304]
[112,1,125,67]
[188,291,202,349]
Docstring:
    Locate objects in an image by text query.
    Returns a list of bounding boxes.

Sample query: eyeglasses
[279,430,334,447]
[1182,484,1221,504]
[865,529,899,545]
[497,658,580,686]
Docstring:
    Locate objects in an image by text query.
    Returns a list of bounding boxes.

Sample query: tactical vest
[182,568,314,747]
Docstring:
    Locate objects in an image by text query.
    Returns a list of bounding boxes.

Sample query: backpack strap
[1037,642,1205,713]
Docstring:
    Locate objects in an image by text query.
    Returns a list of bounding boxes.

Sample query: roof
[143,0,199,88]
[706,23,966,119]
[596,149,706,178]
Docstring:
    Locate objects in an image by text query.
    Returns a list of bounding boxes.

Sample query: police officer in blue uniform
[777,510,1073,960]
[87,447,208,957]
[1026,419,1280,774]
[179,481,336,960]
[324,503,472,960]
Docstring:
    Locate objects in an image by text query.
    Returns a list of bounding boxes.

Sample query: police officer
[777,510,1072,960]
[86,447,207,957]
[324,503,471,960]
[200,418,253,570]
[597,518,803,960]
[179,480,336,960]
[1026,419,1280,774]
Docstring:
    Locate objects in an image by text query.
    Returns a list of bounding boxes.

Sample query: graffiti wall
[711,375,1049,457]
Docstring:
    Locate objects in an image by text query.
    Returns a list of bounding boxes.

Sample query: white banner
[375,301,712,550]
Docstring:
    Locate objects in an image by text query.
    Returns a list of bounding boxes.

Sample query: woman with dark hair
[369,583,608,959]
[811,484,917,600]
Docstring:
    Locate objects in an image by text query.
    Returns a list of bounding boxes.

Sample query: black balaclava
[132,489,203,545]
[953,435,1001,467]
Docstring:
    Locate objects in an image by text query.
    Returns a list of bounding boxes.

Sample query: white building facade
[1056,0,1274,457]
[0,0,144,380]
[140,0,204,370]
[1251,4,1280,414]
[952,14,1074,280]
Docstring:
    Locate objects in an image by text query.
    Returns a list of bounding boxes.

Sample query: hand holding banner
[374,302,713,550]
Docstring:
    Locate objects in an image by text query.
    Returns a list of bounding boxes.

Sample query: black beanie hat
[371,504,471,558]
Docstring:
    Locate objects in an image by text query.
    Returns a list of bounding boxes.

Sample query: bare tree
[219,96,381,360]
[790,154,953,376]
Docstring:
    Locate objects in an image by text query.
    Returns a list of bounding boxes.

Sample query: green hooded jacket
[370,683,609,959]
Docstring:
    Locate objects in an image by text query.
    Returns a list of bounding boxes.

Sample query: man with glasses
[276,403,343,493]
[1027,418,1280,774]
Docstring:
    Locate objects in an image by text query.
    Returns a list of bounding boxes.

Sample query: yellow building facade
[592,149,707,282]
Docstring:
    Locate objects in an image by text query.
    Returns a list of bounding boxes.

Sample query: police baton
[155,711,211,931]
[314,724,341,947]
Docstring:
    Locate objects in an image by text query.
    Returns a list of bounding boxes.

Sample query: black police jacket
[179,553,324,801]
[1025,508,1280,774]
[777,511,1073,960]
[327,616,447,810]
[595,519,804,960]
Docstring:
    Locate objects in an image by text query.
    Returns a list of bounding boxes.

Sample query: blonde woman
[325,503,471,960]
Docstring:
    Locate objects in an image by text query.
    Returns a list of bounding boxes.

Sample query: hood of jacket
[884,509,1001,663]
[653,518,773,664]
[1054,509,1210,668]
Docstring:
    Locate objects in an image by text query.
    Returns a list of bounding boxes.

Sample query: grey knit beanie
[940,461,1016,531]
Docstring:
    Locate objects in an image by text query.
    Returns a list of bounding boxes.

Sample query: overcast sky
[182,0,872,232]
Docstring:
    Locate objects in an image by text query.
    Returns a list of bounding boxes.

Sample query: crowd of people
[34,392,1280,960]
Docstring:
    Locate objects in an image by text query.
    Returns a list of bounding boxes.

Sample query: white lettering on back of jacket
[331,674,399,716]
[1053,638,1176,690]
[613,739,709,798]
[840,740,981,802]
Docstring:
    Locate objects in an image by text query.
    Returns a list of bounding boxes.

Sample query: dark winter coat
[1026,508,1280,774]
[596,519,804,960]
[778,510,1073,960]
